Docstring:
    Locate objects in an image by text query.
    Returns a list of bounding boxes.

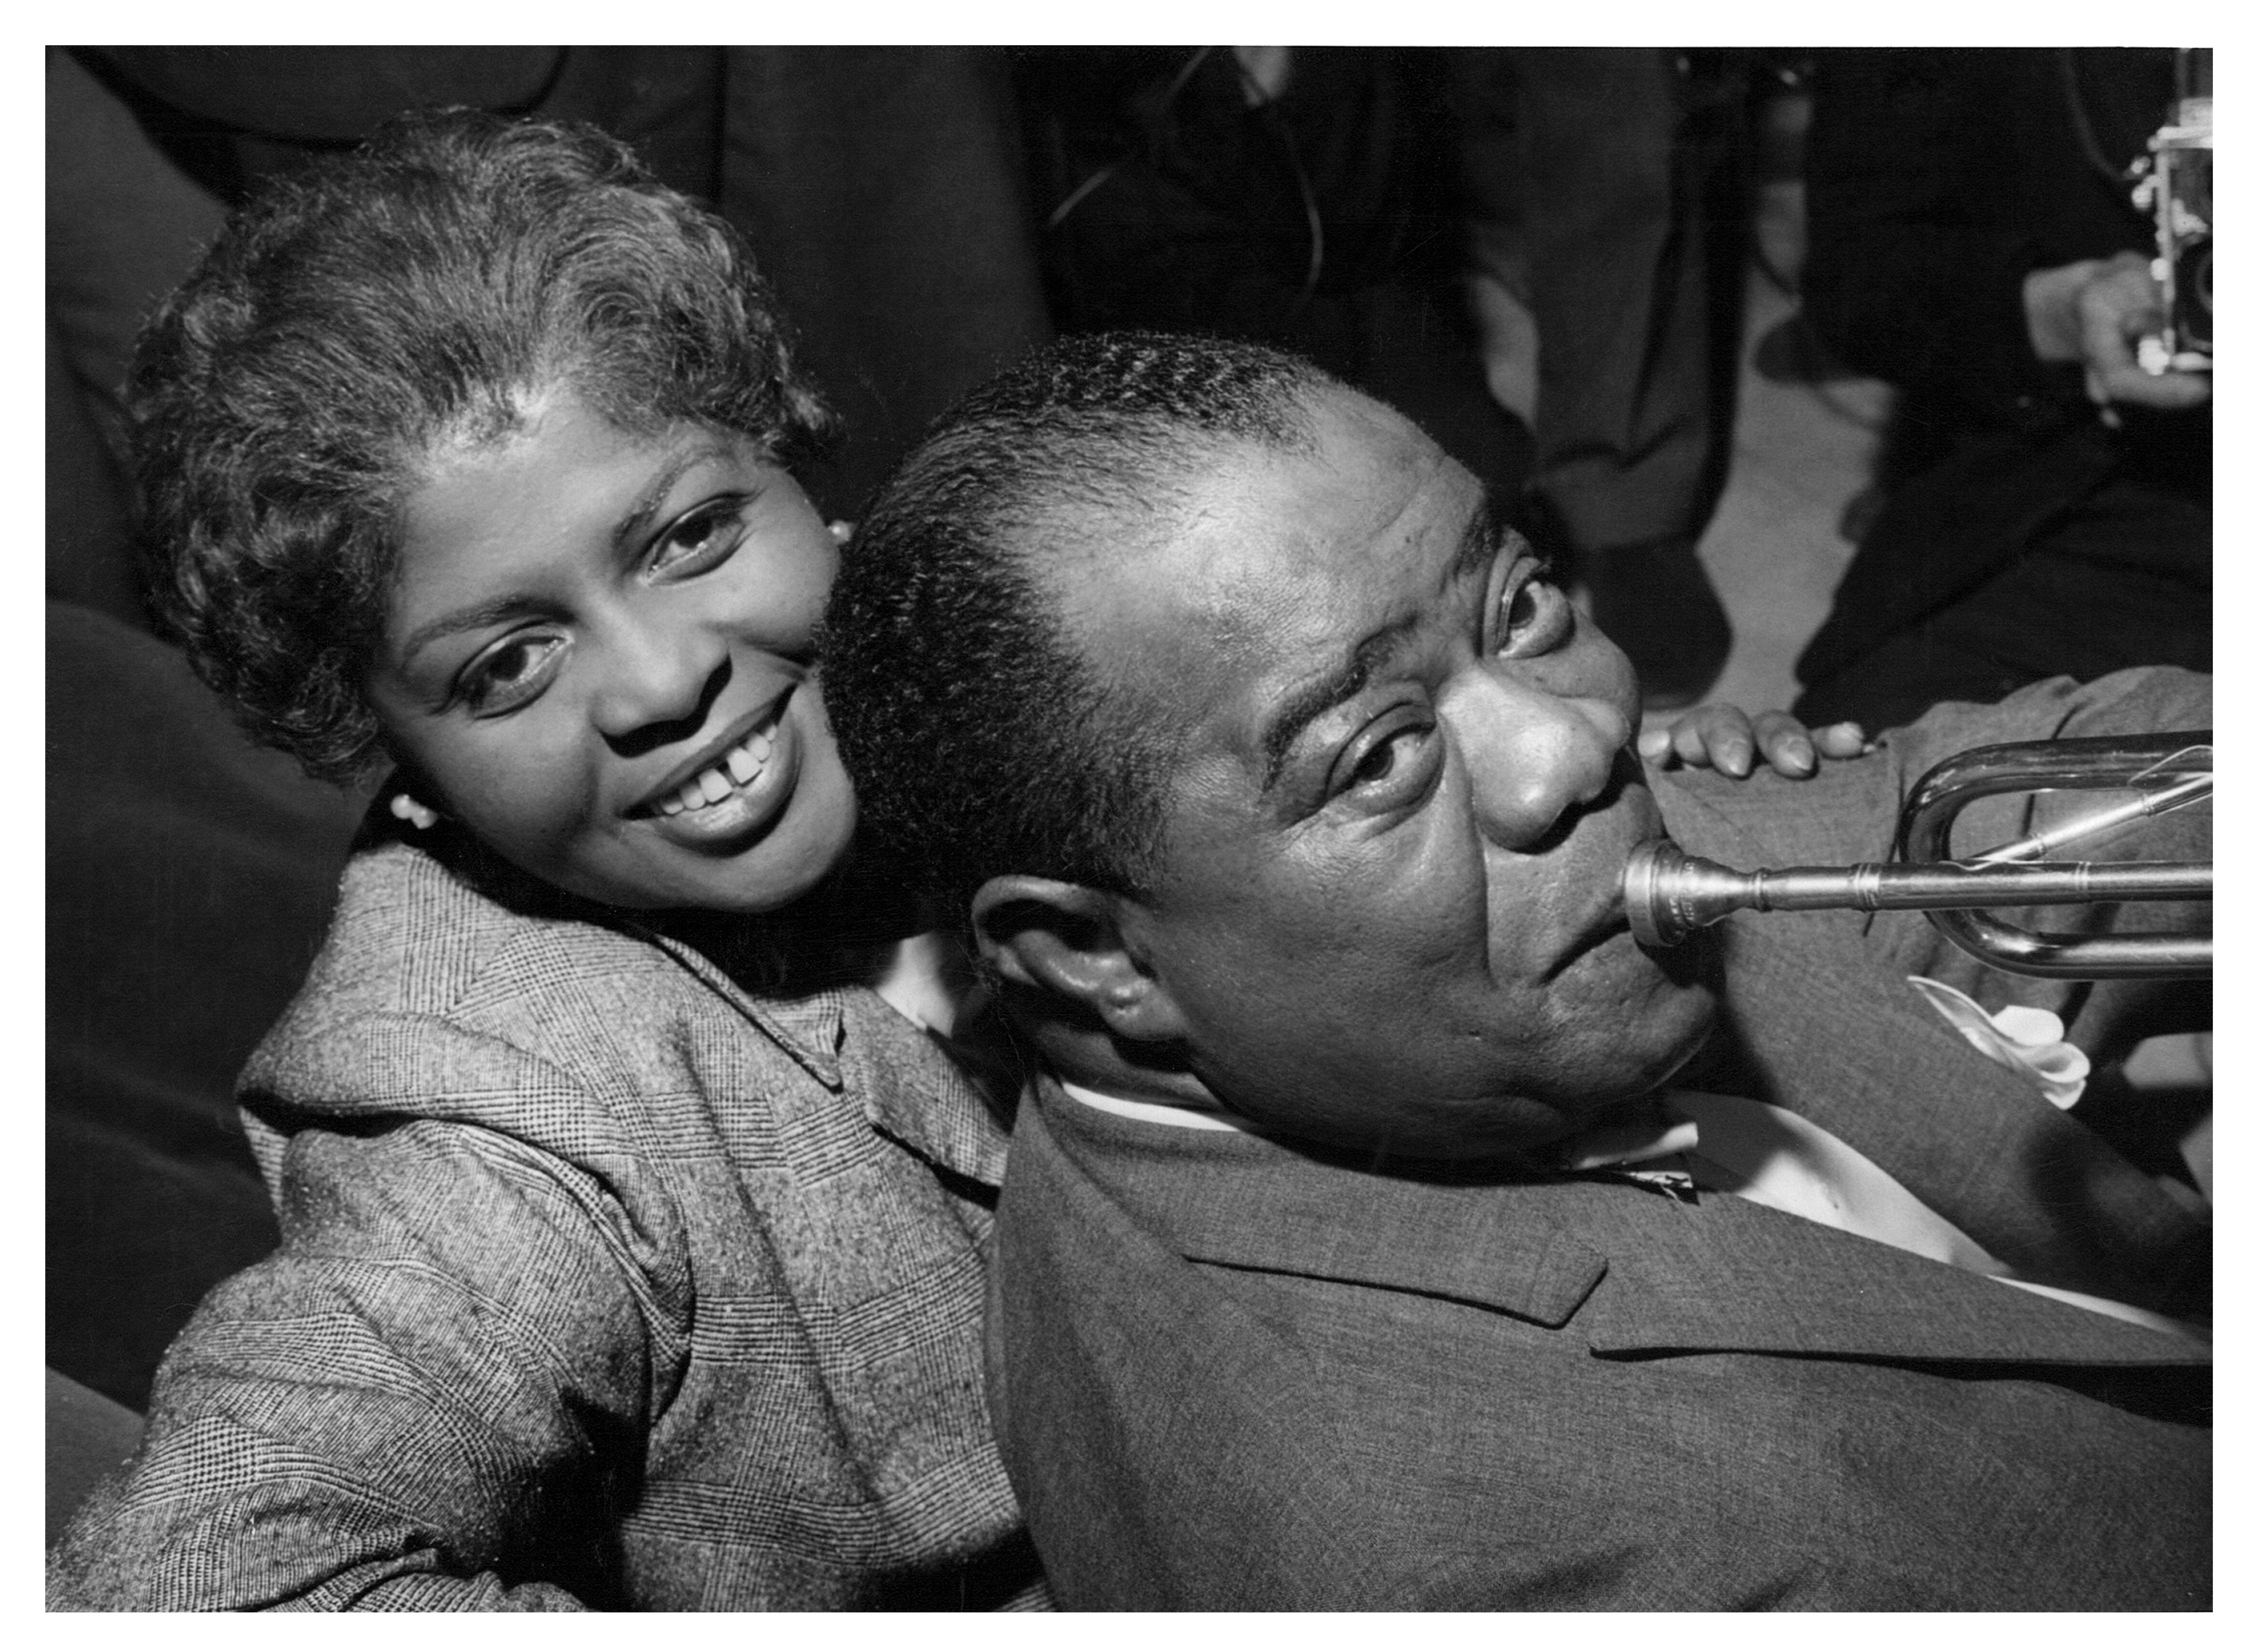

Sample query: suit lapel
[1045,1084,1610,1327]
[1573,1183,2207,1366]
[1163,1153,1611,1330]
[1045,1093,2204,1370]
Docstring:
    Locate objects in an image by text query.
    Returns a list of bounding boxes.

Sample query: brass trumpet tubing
[1620,840,2207,949]
[1896,732,2211,863]
[1736,859,2206,914]
[1622,731,2212,979]
[1971,768,2211,864]
[1927,911,2210,980]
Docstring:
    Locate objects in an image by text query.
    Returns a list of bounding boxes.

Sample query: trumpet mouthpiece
[1622,838,1749,950]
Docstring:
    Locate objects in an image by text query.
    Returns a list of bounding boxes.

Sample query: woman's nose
[590,611,730,749]
[1438,668,1631,851]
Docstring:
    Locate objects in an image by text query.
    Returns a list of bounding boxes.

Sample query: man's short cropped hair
[823,330,1332,921]
[132,107,834,783]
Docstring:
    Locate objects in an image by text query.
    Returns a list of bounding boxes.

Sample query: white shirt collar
[1054,1078,1252,1133]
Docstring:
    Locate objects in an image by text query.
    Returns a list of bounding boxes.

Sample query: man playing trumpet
[822,331,2209,1610]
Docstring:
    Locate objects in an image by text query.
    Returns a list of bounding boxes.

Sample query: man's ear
[970,875,1188,1044]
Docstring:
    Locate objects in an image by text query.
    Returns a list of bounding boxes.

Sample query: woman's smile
[636,688,805,849]
[364,390,856,913]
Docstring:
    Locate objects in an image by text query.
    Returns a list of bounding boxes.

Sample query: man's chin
[1635,961,1720,1078]
[1460,1041,1712,1165]
[1308,1047,1715,1166]
[1540,970,1719,1132]
[1629,991,1716,1097]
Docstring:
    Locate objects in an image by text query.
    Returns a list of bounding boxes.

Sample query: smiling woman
[49,109,1040,1611]
[365,394,854,913]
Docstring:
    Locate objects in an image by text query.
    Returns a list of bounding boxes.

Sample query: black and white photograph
[41,27,2219,1615]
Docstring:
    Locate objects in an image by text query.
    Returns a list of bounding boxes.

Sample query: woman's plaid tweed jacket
[48,827,1041,1609]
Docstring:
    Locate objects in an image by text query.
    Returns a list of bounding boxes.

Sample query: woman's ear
[970,875,1187,1044]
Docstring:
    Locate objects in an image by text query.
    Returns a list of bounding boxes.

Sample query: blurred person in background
[1792,48,2209,732]
[1457,48,1752,708]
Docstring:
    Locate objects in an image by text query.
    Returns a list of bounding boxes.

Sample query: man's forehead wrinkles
[1192,543,1315,653]
[1064,391,1480,803]
[1254,513,1485,787]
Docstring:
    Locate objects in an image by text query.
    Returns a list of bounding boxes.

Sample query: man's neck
[1011,1000,1226,1115]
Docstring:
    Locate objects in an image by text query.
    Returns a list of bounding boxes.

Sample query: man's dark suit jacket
[989,669,2210,1609]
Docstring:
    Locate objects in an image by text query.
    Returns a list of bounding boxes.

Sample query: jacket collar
[411,832,1016,1188]
[840,992,1016,1190]
[641,927,1014,1190]
[1035,1082,2206,1369]
[634,923,848,1084]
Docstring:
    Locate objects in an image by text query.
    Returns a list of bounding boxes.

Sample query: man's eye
[460,631,565,713]
[1497,564,1572,657]
[1337,721,1436,802]
[651,500,748,576]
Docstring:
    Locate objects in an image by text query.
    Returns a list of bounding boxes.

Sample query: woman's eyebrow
[609,438,743,558]
[396,595,549,665]
[399,439,749,667]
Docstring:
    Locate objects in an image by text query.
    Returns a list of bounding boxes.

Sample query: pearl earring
[389,793,441,831]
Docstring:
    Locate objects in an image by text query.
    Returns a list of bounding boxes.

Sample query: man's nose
[1438,667,1630,851]
[590,609,730,749]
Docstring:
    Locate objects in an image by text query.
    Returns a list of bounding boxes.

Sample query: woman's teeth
[656,729,774,816]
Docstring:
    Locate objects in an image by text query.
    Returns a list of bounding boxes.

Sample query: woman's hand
[1638,706,1869,779]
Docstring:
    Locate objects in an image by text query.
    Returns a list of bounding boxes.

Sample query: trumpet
[1623,732,2212,979]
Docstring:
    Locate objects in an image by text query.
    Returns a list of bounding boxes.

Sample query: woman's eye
[460,631,565,713]
[651,500,749,576]
[1496,564,1572,657]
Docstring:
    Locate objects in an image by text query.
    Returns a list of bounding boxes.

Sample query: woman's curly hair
[129,107,835,783]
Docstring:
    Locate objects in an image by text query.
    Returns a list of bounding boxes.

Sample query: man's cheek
[1534,952,1689,1060]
